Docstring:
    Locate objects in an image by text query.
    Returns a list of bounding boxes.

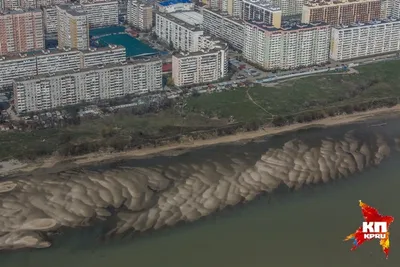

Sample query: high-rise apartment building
[243,21,330,70]
[241,0,282,28]
[202,8,244,51]
[0,46,126,88]
[172,39,228,86]
[56,4,89,50]
[14,58,163,113]
[301,0,381,26]
[392,0,400,18]
[0,9,44,55]
[330,19,400,61]
[155,11,204,52]
[1,0,21,10]
[210,0,241,17]
[274,0,304,16]
[43,6,58,40]
[81,1,118,28]
[127,0,153,31]
[381,0,394,18]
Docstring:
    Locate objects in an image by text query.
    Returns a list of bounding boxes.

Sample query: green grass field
[1,60,400,161]
[186,60,400,122]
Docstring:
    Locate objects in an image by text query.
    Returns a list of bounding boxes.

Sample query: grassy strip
[1,60,400,161]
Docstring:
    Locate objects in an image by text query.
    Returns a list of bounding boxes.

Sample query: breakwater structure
[0,131,395,250]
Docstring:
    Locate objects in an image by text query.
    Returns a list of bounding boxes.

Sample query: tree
[166,77,174,86]
[169,41,174,50]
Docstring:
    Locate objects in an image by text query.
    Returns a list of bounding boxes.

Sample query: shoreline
[2,105,400,176]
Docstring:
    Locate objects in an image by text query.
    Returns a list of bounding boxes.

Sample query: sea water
[1,117,400,267]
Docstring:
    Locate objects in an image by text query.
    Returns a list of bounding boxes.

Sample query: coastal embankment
[2,105,400,176]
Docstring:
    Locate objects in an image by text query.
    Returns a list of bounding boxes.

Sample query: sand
[1,105,400,176]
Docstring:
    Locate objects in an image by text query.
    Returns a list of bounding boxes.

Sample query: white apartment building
[392,0,400,18]
[330,19,400,61]
[172,39,228,86]
[43,6,58,40]
[202,8,244,51]
[127,0,153,31]
[81,45,126,67]
[57,5,89,50]
[241,0,282,28]
[244,21,330,70]
[0,46,126,88]
[81,1,119,28]
[36,48,81,74]
[0,55,37,89]
[14,58,162,113]
[155,11,204,52]
[157,0,194,13]
[274,0,305,16]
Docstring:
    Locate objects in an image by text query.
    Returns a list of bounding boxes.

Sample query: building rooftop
[245,20,328,31]
[169,11,203,26]
[156,11,203,31]
[0,8,42,15]
[203,8,244,25]
[334,18,400,29]
[57,4,87,16]
[159,0,192,7]
[14,57,162,82]
[0,46,125,62]
[304,0,378,7]
[242,0,280,11]
[173,38,227,58]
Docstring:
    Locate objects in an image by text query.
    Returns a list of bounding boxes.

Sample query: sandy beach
[1,104,400,176]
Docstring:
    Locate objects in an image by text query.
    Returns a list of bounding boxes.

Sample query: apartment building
[330,19,400,61]
[0,9,44,55]
[274,0,304,16]
[381,0,394,18]
[127,0,153,31]
[1,0,20,10]
[172,39,228,86]
[43,6,57,39]
[157,0,194,13]
[202,8,244,51]
[0,54,37,89]
[57,4,89,50]
[81,45,126,68]
[155,11,204,52]
[208,0,242,17]
[81,1,118,28]
[36,48,81,74]
[14,58,163,113]
[241,0,282,28]
[393,0,400,19]
[243,21,330,70]
[0,46,126,88]
[302,0,381,26]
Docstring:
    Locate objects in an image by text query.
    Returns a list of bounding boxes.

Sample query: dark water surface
[1,118,400,267]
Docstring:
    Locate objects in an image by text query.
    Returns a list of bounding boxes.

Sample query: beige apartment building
[172,38,228,87]
[0,9,44,55]
[302,0,381,26]
[127,0,153,31]
[56,4,89,50]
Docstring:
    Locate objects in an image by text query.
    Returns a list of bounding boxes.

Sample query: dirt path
[245,88,274,118]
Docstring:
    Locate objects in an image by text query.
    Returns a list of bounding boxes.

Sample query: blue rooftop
[159,0,191,6]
